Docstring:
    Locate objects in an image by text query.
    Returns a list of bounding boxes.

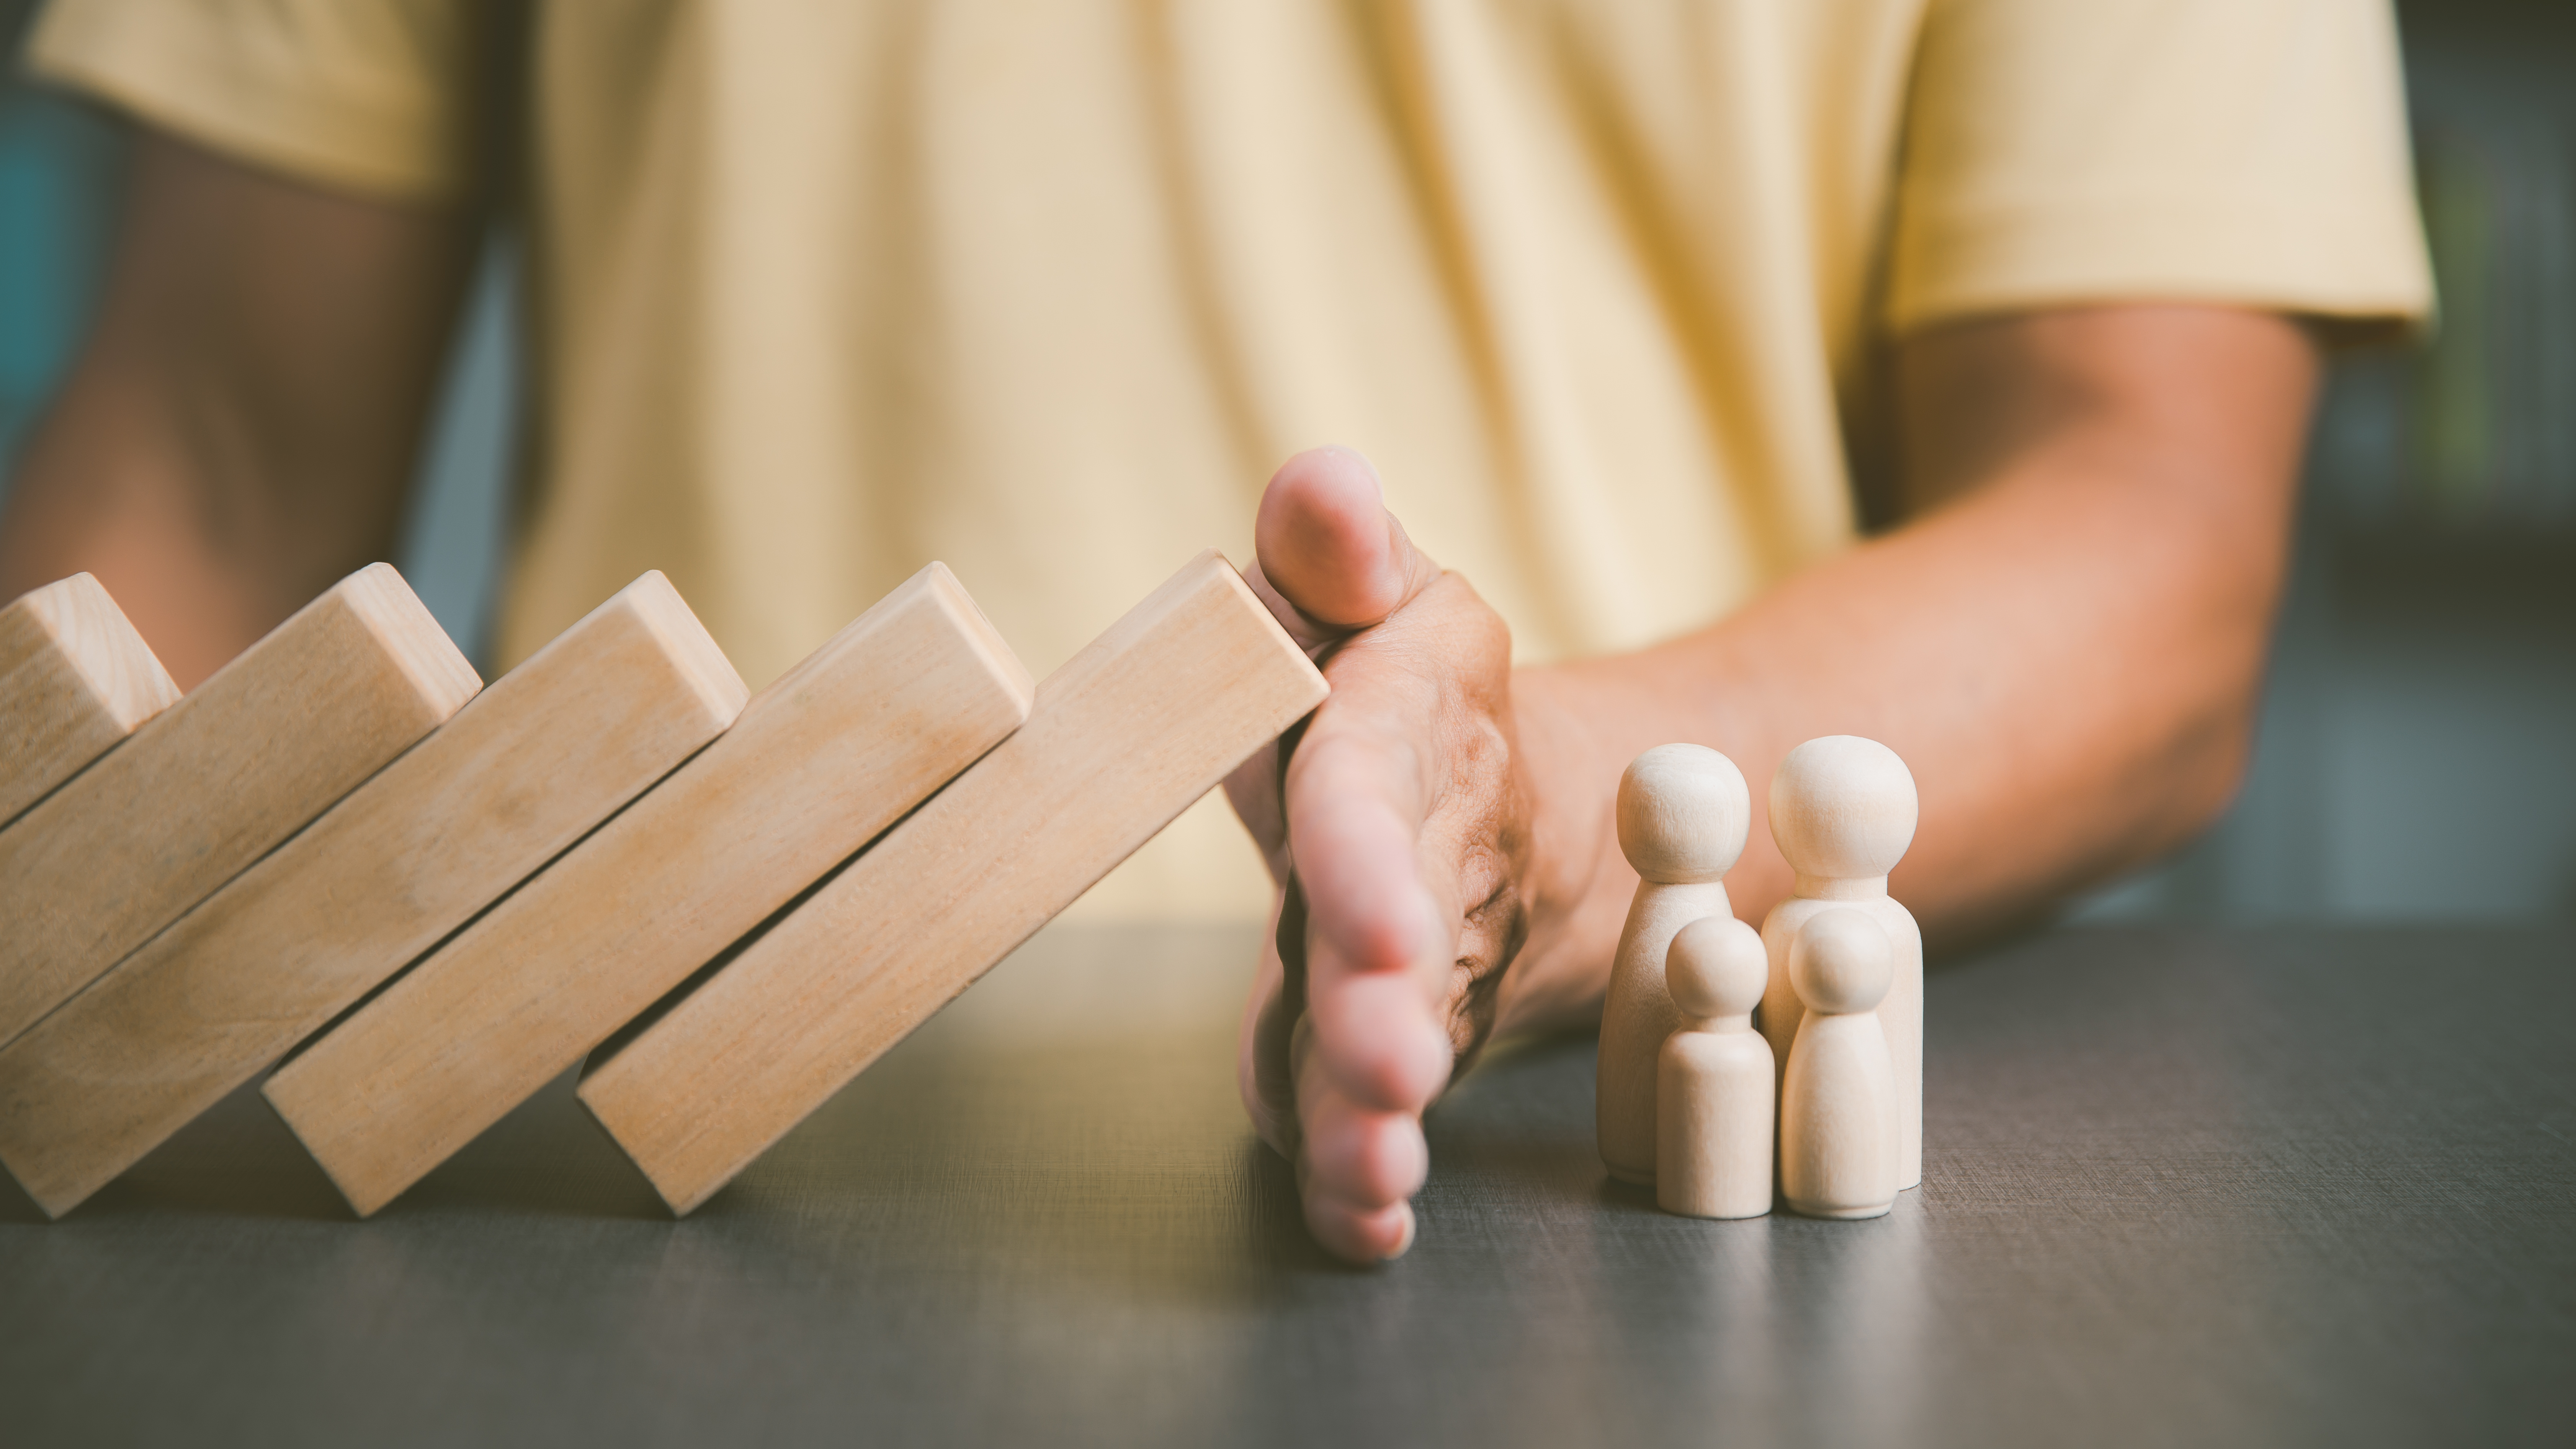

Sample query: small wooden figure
[1757,734,1924,1190]
[1597,744,1749,1185]
[1778,907,1899,1220]
[1655,914,1774,1219]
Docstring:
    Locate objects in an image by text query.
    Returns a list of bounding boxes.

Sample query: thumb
[1245,447,1442,650]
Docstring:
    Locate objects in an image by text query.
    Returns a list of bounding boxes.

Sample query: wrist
[1489,664,1624,1035]
[1509,666,1610,912]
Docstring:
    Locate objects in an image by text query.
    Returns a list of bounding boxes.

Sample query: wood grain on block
[0,564,476,1053]
[0,574,179,827]
[261,563,1032,1218]
[0,573,745,1218]
[579,550,1328,1215]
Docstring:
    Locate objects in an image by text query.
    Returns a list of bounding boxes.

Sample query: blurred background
[1,0,2568,926]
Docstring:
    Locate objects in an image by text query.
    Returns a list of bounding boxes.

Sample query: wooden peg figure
[1656,914,1774,1219]
[1778,907,1899,1220]
[1757,735,1925,1190]
[1598,744,1750,1184]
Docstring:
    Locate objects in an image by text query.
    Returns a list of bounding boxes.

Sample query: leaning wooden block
[0,564,476,1052]
[579,550,1327,1215]
[262,563,1033,1217]
[0,572,745,1218]
[0,573,179,828]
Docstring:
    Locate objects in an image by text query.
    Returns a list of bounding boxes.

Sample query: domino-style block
[0,573,746,1218]
[579,550,1327,1214]
[0,564,476,1052]
[263,563,1033,1217]
[0,574,180,827]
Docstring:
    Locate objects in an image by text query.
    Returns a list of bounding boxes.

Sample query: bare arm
[1509,304,2317,1009]
[1236,304,2318,1259]
[0,129,477,687]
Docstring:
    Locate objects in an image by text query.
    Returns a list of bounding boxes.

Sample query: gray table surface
[2,922,2569,1447]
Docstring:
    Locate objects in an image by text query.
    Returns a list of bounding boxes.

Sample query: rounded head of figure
[1666,914,1767,1022]
[1768,735,1918,881]
[1788,907,1893,1016]
[1615,744,1751,885]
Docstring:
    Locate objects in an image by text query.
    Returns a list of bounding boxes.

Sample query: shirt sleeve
[1887,0,2434,339]
[24,0,485,204]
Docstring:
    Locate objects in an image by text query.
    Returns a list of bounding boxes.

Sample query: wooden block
[0,564,476,1052]
[579,550,1328,1215]
[261,563,1034,1217]
[0,574,180,827]
[0,572,746,1218]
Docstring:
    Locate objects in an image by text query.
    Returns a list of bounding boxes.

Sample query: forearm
[1497,308,2316,1033]
[1528,455,2288,937]
[0,131,475,687]
[0,370,340,687]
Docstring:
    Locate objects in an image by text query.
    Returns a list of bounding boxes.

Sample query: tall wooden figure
[1598,744,1749,1185]
[1778,908,1899,1219]
[1758,736,1924,1190]
[1656,914,1773,1219]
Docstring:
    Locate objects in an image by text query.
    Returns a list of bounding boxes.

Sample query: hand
[1224,447,1602,1263]
[1220,311,2314,1266]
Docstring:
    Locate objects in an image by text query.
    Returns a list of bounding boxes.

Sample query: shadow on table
[0,1075,347,1223]
[1,1067,670,1225]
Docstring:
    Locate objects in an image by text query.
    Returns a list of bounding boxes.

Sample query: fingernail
[1381,1203,1417,1262]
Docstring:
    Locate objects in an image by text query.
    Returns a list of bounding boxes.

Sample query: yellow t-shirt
[29,0,2431,920]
